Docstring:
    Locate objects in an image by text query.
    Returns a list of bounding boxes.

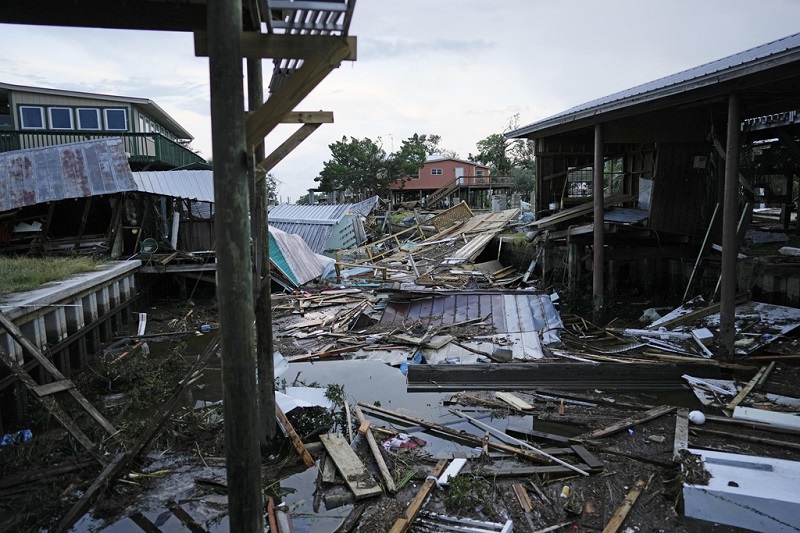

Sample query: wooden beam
[725,365,769,411]
[256,123,322,175]
[389,460,447,533]
[353,404,397,493]
[602,476,650,533]
[276,405,316,468]
[575,405,675,440]
[0,312,119,442]
[673,408,689,461]
[56,453,128,532]
[195,32,357,61]
[246,40,355,147]
[281,111,334,124]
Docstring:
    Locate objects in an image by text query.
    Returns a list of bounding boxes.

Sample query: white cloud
[2,2,800,202]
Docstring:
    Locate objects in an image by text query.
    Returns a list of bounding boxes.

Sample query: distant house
[0,82,208,170]
[389,154,513,209]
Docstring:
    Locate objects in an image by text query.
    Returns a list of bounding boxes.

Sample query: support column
[247,57,277,446]
[720,93,741,359]
[592,122,605,322]
[208,1,263,531]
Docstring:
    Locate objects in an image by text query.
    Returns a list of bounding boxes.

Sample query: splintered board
[319,433,382,500]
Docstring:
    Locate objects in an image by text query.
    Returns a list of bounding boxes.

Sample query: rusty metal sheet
[0,138,136,213]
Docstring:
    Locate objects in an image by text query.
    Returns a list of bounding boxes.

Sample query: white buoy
[689,410,706,425]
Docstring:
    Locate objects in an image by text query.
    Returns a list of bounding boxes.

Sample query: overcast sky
[2,1,800,203]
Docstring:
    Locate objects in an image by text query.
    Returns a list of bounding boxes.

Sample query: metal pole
[720,93,741,359]
[592,122,605,323]
[247,57,277,445]
[207,1,263,530]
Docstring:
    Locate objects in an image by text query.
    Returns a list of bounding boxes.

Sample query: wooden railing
[0,130,208,169]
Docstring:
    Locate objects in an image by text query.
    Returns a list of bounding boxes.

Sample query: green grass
[0,257,104,296]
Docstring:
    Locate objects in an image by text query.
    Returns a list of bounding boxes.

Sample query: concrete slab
[683,448,800,532]
[0,261,140,320]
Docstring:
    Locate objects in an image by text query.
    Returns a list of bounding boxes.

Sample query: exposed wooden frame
[195,33,357,61]
[245,40,355,147]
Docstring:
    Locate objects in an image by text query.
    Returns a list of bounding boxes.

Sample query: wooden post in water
[247,57,277,446]
[719,92,741,359]
[207,1,263,530]
[592,122,605,323]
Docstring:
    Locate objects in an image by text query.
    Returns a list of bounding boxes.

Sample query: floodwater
[71,335,704,532]
[72,337,491,533]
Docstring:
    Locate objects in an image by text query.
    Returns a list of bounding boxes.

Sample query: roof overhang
[508,33,800,140]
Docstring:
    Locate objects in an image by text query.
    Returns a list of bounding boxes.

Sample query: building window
[19,106,45,129]
[77,108,101,130]
[476,170,484,176]
[48,107,74,130]
[431,168,442,175]
[104,108,128,131]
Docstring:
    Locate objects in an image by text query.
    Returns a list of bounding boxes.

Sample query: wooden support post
[720,92,741,359]
[592,122,605,323]
[207,0,262,530]
[248,55,277,448]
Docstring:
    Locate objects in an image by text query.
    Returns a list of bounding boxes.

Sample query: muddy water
[72,336,703,532]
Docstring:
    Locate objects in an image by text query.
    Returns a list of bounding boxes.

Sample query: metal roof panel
[0,138,136,212]
[131,170,215,203]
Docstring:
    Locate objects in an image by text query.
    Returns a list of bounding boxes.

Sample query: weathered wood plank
[506,425,570,444]
[389,460,447,533]
[276,405,316,468]
[319,433,381,500]
[353,404,396,493]
[576,405,675,440]
[570,444,604,470]
[673,408,689,461]
[0,312,119,440]
[495,391,534,411]
[602,476,650,533]
[478,463,594,476]
[33,380,75,397]
[56,453,128,532]
[725,365,768,411]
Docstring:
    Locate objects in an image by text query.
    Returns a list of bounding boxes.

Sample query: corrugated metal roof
[269,226,332,287]
[379,290,563,362]
[0,138,135,212]
[268,195,379,223]
[268,221,334,254]
[132,170,215,203]
[508,32,800,139]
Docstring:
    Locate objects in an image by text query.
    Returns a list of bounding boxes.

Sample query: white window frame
[19,106,45,129]
[48,107,74,130]
[431,168,442,175]
[104,108,128,131]
[77,108,101,130]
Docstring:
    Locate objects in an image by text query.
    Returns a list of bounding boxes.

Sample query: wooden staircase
[425,178,459,208]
